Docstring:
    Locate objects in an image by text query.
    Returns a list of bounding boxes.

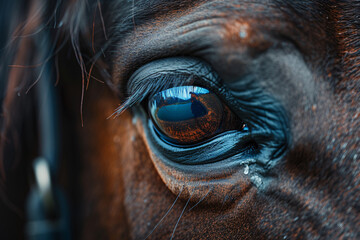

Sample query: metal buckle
[26,157,71,240]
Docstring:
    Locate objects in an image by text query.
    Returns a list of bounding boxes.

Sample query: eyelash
[114,58,224,117]
[116,57,289,166]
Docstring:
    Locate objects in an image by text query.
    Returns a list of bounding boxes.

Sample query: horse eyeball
[148,86,247,145]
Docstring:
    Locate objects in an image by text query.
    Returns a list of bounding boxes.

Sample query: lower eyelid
[131,106,257,203]
[146,117,257,165]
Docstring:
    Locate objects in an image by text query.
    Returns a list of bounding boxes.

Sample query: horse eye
[148,86,248,145]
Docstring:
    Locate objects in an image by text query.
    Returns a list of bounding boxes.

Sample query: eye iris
[149,86,245,145]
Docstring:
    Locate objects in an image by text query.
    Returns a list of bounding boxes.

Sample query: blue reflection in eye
[153,87,209,122]
[148,86,246,145]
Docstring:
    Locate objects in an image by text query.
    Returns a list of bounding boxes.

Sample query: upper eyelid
[126,57,221,93]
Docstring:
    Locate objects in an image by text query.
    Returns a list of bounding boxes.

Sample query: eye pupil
[190,92,208,117]
[149,86,246,145]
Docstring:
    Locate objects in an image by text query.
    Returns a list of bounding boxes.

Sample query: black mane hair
[0,0,109,237]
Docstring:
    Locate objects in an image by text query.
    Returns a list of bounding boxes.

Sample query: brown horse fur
[0,0,359,239]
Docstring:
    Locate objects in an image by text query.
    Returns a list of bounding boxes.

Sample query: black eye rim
[121,56,290,167]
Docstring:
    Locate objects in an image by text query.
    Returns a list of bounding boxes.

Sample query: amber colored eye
[148,86,248,145]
